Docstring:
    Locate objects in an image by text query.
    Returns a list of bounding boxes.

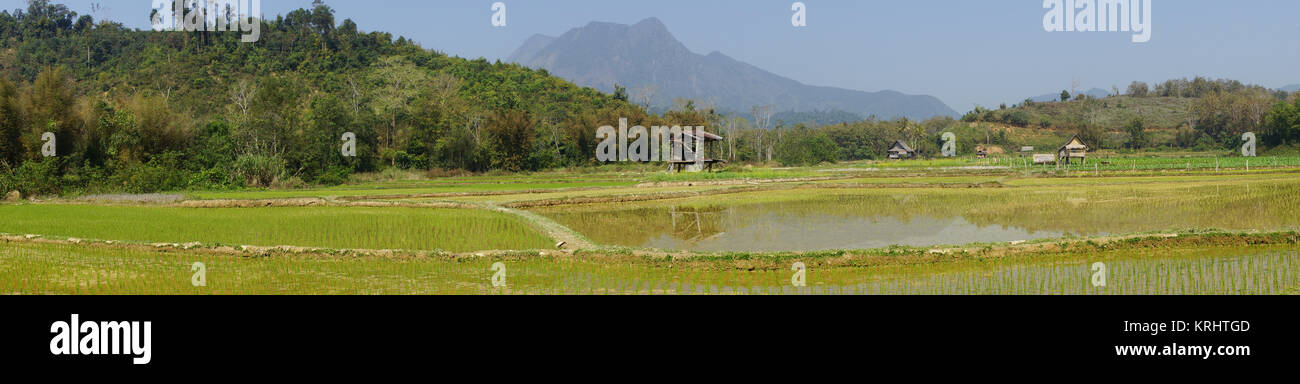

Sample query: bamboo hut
[1057,134,1089,165]
[670,130,727,172]
[888,140,916,159]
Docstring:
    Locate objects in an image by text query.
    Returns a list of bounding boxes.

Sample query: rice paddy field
[3,154,1299,295]
[0,205,553,253]
[535,175,1300,252]
[2,238,1295,295]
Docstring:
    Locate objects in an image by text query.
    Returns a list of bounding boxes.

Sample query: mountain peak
[506,34,558,63]
[508,19,957,120]
[629,17,676,42]
[633,17,667,30]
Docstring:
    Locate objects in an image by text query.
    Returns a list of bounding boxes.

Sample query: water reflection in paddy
[534,181,1300,252]
[641,211,1072,252]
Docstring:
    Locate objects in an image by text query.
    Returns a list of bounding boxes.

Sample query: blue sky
[6,0,1298,113]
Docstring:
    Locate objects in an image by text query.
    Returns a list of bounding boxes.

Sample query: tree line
[0,1,651,196]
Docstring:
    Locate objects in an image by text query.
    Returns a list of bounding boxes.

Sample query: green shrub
[1005,110,1030,127]
[106,153,190,193]
[315,165,352,186]
[233,154,285,187]
[3,158,61,196]
[188,167,237,190]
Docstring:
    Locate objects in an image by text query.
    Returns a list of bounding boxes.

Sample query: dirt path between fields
[500,182,1004,208]
[501,185,783,208]
[4,231,1295,270]
[174,197,478,209]
[333,185,626,201]
[633,176,847,188]
[483,206,595,250]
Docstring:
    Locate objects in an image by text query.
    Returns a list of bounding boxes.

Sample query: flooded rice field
[534,180,1300,252]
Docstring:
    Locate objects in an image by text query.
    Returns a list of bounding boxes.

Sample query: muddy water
[534,181,1300,252]
[539,194,1090,252]
[640,214,1072,252]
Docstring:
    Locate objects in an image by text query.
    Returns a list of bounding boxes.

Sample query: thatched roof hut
[888,140,916,159]
[1057,134,1089,164]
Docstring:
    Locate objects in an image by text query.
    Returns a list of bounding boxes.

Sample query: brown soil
[634,176,845,188]
[335,186,621,201]
[177,198,333,208]
[173,198,475,210]
[503,185,780,208]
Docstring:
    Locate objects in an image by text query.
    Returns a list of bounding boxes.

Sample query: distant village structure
[1057,134,1090,165]
[888,140,916,159]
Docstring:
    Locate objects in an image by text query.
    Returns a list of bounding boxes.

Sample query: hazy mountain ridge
[508,18,958,121]
[772,110,865,126]
[507,34,557,66]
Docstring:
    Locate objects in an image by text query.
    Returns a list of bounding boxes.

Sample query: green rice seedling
[0,205,553,253]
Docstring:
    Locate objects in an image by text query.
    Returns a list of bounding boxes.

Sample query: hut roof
[889,140,914,153]
[1059,134,1089,151]
[684,130,724,142]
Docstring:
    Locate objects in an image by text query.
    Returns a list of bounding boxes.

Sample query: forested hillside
[960,78,1300,151]
[0,1,649,196]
